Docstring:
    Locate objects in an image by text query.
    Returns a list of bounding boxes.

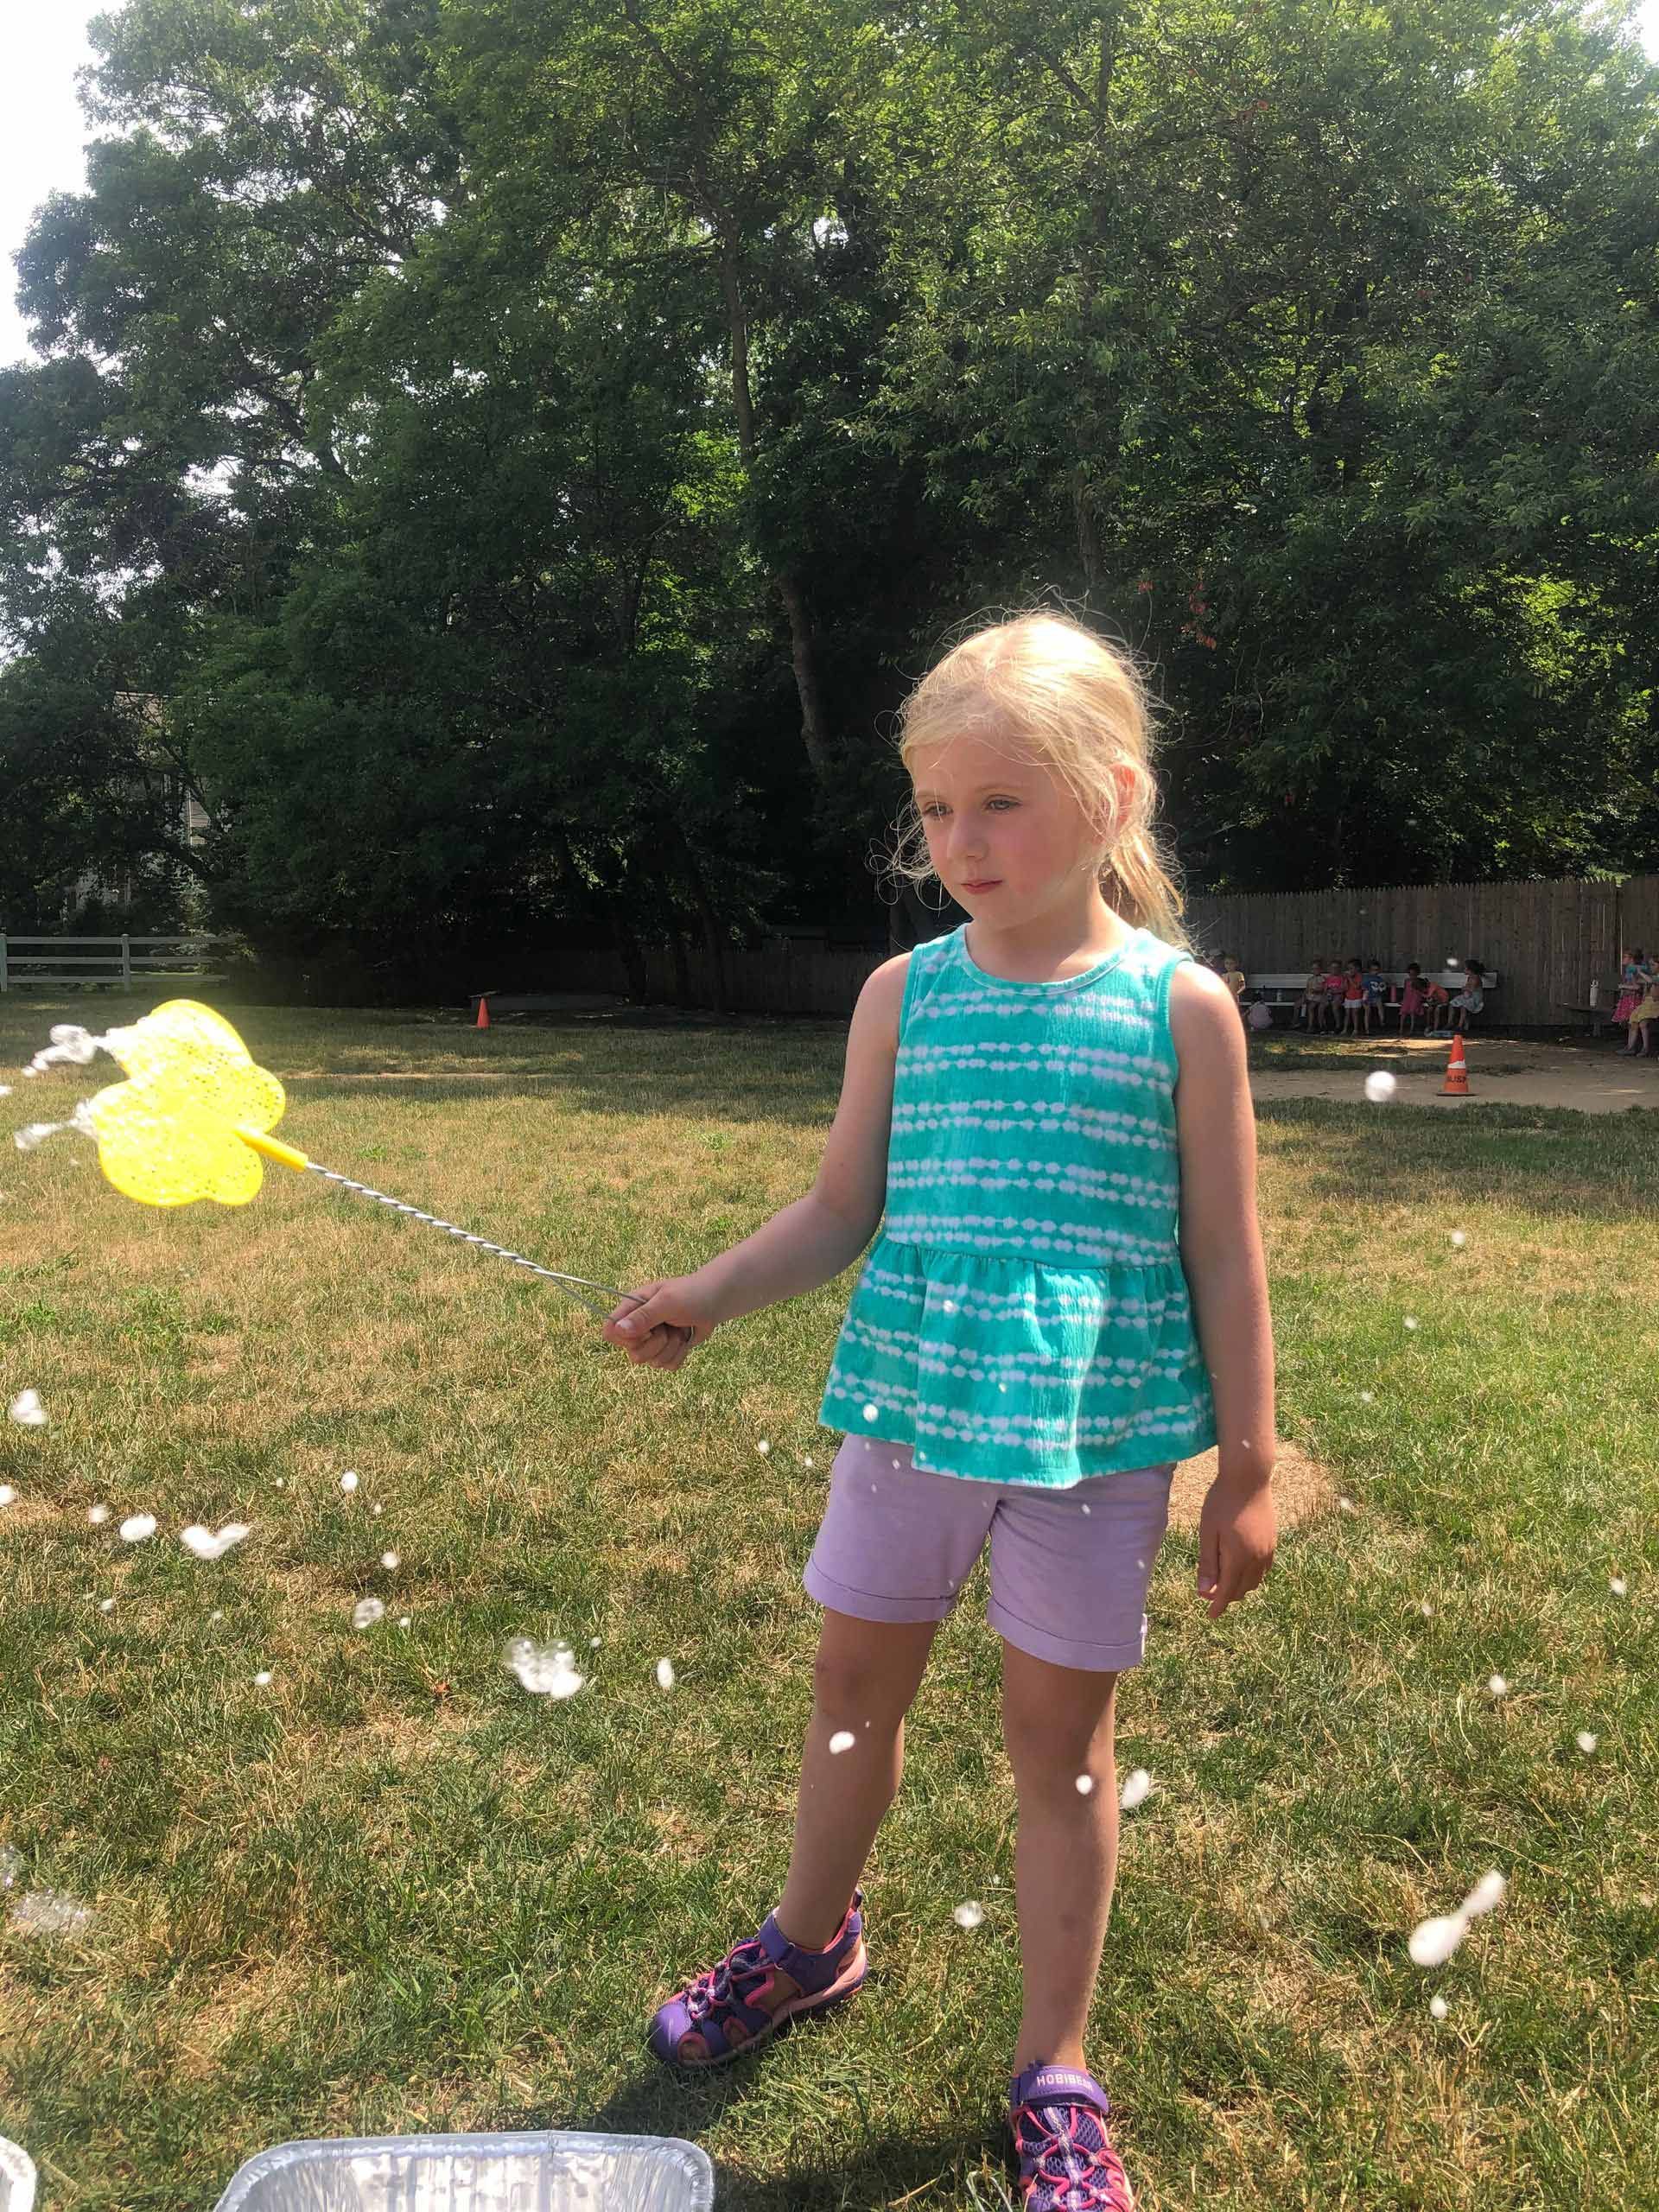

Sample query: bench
[1556,982,1651,1037]
[1243,971,1498,1027]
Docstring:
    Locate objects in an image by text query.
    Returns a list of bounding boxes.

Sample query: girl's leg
[1002,1643,1122,2076]
[772,1608,939,1951]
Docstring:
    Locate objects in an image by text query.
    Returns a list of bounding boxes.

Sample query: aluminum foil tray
[212,2131,714,2212]
[0,2139,36,2212]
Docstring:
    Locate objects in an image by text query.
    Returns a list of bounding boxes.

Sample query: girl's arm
[1170,963,1276,1493]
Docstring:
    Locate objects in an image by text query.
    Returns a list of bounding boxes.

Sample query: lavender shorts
[803,1435,1176,1673]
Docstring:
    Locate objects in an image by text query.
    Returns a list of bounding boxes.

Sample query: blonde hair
[883,610,1189,950]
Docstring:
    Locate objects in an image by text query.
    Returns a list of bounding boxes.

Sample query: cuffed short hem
[803,1557,956,1625]
[986,1596,1147,1674]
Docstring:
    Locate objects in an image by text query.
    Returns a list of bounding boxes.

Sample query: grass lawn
[1,995,1656,2211]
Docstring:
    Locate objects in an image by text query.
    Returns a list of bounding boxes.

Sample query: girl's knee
[812,1612,934,1721]
[1002,1664,1118,1783]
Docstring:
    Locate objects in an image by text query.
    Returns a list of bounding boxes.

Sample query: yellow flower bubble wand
[80,1000,682,1335]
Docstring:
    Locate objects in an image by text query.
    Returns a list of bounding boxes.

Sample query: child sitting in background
[1449,956,1486,1035]
[1323,961,1347,1029]
[1363,957,1388,1034]
[1422,976,1452,1033]
[1298,957,1327,1031]
[1397,962,1427,1034]
[1625,967,1659,1058]
[1340,958,1367,1035]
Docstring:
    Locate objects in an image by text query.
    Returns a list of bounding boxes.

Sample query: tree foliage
[3,0,1656,990]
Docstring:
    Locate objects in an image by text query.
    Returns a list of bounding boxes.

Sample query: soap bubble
[1488,1675,1508,1698]
[953,1900,985,1929]
[1076,1773,1096,1796]
[98,1597,115,1614]
[353,1597,386,1630]
[10,1889,93,1939]
[119,1514,157,1544]
[756,1440,770,1456]
[254,1669,273,1686]
[1576,1731,1598,1754]
[340,1471,359,1493]
[1120,1768,1153,1811]
[0,1485,14,1509]
[862,1404,877,1422]
[1404,1316,1420,1332]
[379,1550,399,1571]
[1450,1230,1466,1248]
[1610,1576,1627,1597]
[829,1731,855,1755]
[8,1389,48,1427]
[87,1504,110,1525]
[1429,1994,1449,2019]
[656,1657,677,1690]
[1363,1070,1397,1103]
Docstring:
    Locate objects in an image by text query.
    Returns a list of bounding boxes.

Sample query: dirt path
[1250,1035,1658,1114]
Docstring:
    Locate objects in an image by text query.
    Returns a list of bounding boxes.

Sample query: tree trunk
[717,239,837,786]
[665,817,729,1014]
[670,924,691,1008]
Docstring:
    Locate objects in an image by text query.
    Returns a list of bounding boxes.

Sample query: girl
[1298,956,1327,1031]
[1322,959,1347,1030]
[1422,975,1452,1033]
[1340,957,1366,1035]
[1397,962,1427,1035]
[603,613,1276,2212]
[1449,955,1485,1035]
[1614,949,1649,1051]
[1625,965,1659,1058]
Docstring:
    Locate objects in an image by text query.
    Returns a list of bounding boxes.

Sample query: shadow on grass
[507,2050,1009,2209]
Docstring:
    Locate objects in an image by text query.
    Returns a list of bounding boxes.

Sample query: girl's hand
[1196,1477,1276,1620]
[601,1276,719,1371]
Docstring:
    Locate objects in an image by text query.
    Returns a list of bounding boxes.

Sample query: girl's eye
[921,799,1014,817]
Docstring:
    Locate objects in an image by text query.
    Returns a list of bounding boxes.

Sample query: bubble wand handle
[237,1125,645,1321]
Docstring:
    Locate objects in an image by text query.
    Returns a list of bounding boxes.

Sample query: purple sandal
[1009,2063,1135,2212]
[647,1890,867,2069]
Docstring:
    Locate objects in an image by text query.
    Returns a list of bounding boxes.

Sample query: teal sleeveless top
[817,921,1217,1486]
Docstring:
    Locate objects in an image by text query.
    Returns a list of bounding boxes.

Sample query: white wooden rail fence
[0,936,227,990]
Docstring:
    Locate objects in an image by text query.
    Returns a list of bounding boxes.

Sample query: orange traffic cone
[475,995,491,1030]
[1440,1033,1470,1096]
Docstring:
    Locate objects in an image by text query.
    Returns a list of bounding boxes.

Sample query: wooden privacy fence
[544,876,1653,1026]
[1181,879,1654,1028]
[0,936,227,990]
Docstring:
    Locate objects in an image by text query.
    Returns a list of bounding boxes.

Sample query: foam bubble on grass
[180,1522,251,1560]
[119,1515,157,1544]
[1408,1868,1506,1966]
[1120,1768,1153,1811]
[353,1597,386,1630]
[656,1657,677,1690]
[505,1637,584,1698]
[8,1389,48,1427]
[952,1900,985,1929]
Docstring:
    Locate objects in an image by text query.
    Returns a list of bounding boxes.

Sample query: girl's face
[910,725,1123,917]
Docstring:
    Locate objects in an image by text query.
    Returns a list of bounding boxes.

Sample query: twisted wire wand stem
[302,1161,637,1319]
